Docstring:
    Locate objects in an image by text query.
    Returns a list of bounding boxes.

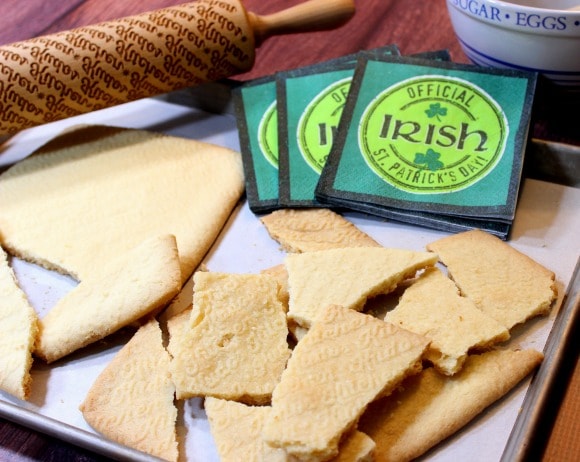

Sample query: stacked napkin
[234,45,536,239]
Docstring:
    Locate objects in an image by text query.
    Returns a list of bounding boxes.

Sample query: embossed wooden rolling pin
[0,0,355,136]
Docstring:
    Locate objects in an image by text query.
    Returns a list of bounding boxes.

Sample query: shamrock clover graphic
[425,103,447,122]
[415,149,444,171]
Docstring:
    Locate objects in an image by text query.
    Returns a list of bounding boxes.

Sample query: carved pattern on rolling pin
[0,0,255,134]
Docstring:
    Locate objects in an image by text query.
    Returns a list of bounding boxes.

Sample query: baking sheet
[0,93,579,462]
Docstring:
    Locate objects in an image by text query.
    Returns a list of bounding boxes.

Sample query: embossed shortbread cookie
[170,272,291,404]
[427,229,557,329]
[263,305,429,461]
[358,348,544,462]
[385,267,510,375]
[261,208,380,253]
[205,397,287,462]
[80,319,178,461]
[0,125,244,283]
[36,234,181,363]
[285,247,438,328]
[260,208,381,318]
[0,247,39,400]
[205,397,375,462]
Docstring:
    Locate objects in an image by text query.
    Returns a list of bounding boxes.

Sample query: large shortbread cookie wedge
[36,234,181,363]
[0,125,244,283]
[262,305,429,461]
[0,247,39,400]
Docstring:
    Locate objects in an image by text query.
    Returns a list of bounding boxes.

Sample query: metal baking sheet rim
[0,85,577,461]
[502,257,580,462]
[0,399,161,461]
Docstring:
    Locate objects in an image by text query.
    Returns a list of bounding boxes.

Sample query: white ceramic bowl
[446,0,580,87]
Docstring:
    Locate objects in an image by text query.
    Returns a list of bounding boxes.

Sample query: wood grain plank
[237,0,468,80]
[0,417,106,461]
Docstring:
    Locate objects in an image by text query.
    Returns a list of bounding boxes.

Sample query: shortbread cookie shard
[165,308,192,359]
[205,398,374,462]
[170,272,291,404]
[260,207,381,317]
[261,263,290,311]
[333,430,375,462]
[358,349,544,462]
[385,267,510,375]
[0,247,39,400]
[36,234,181,363]
[261,208,380,253]
[0,125,244,283]
[285,247,438,328]
[426,229,557,329]
[262,305,429,462]
[205,397,288,462]
[80,319,178,462]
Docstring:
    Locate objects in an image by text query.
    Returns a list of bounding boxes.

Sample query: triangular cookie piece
[261,208,380,253]
[427,230,557,329]
[285,247,438,328]
[80,319,178,461]
[36,234,181,363]
[170,272,291,404]
[0,247,39,400]
[0,125,244,283]
[385,267,510,375]
[262,305,429,461]
[358,348,543,462]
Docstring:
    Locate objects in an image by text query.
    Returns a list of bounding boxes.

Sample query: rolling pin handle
[248,0,356,46]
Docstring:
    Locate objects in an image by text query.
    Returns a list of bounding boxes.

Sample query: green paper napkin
[276,46,400,207]
[233,75,279,213]
[316,55,537,239]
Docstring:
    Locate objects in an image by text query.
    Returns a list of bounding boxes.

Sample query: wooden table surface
[0,1,578,461]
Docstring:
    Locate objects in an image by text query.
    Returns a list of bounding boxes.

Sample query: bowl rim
[447,0,580,16]
[446,0,580,37]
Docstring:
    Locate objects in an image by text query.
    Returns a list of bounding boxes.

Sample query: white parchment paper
[1,94,578,462]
